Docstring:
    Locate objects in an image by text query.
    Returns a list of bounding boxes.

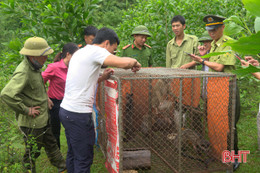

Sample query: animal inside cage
[97,68,236,173]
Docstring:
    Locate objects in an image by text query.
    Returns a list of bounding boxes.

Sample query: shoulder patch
[144,43,152,48]
[122,44,131,50]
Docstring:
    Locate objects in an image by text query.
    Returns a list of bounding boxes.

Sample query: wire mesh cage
[97,68,236,173]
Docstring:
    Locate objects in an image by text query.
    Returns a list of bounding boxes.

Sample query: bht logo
[222,150,250,163]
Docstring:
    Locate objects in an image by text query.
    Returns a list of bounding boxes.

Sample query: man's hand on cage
[131,62,141,73]
[98,68,114,82]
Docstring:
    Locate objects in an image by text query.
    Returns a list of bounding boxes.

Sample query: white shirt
[61,45,111,113]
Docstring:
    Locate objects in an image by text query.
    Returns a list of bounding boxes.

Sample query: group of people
[0,13,259,173]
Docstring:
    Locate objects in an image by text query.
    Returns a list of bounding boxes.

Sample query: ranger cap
[203,15,226,31]
[19,36,54,56]
[131,25,151,37]
[199,31,213,42]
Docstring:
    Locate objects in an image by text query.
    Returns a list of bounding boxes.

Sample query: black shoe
[233,160,240,171]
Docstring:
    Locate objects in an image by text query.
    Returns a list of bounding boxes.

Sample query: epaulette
[78,44,83,48]
[144,43,152,48]
[122,44,131,50]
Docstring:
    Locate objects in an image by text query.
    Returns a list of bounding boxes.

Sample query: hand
[244,56,254,62]
[248,59,259,66]
[131,62,141,73]
[48,97,54,110]
[28,106,41,118]
[189,54,203,63]
[102,68,114,80]
[198,45,208,56]
[241,60,249,67]
[180,64,189,69]
[244,56,259,66]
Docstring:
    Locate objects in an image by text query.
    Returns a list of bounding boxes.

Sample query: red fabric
[42,60,68,100]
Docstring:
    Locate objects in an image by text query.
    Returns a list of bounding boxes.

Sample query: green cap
[199,31,213,42]
[19,36,54,56]
[131,25,151,37]
[203,15,226,31]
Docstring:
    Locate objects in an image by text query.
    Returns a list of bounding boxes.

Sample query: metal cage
[97,68,236,173]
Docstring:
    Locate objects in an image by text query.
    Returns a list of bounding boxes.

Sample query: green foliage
[0,101,24,173]
[92,0,137,28]
[224,32,260,55]
[223,0,260,76]
[242,0,260,17]
[0,0,102,67]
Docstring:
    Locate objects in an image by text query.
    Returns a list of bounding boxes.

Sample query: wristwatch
[201,59,205,65]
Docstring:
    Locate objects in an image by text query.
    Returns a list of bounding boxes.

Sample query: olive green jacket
[166,34,199,68]
[209,35,236,73]
[121,43,153,67]
[1,57,49,128]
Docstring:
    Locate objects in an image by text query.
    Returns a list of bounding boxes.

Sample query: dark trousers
[20,125,66,173]
[49,98,62,149]
[59,107,95,173]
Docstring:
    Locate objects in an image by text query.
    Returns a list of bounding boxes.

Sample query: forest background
[0,0,259,172]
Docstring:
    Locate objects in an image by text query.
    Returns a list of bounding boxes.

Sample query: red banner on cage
[104,80,120,173]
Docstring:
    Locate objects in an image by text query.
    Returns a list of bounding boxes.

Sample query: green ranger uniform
[209,35,235,73]
[166,34,199,68]
[121,43,152,67]
[122,25,153,67]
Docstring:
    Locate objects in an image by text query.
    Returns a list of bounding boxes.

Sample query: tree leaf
[254,17,260,33]
[224,32,260,55]
[242,0,260,17]
[63,12,69,19]
[224,22,244,36]
[232,64,260,75]
[201,50,232,59]
[225,15,244,26]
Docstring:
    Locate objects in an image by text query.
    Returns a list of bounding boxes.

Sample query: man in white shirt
[59,27,141,173]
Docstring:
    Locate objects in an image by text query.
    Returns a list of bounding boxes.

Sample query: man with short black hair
[59,27,141,173]
[83,25,98,45]
[166,15,199,69]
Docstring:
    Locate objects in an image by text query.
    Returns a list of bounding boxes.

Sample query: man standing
[59,27,141,173]
[166,15,199,69]
[1,37,66,173]
[189,15,240,171]
[121,25,153,67]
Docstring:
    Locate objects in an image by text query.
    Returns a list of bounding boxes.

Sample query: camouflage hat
[131,25,151,37]
[203,15,226,31]
[199,31,213,42]
[19,36,54,56]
